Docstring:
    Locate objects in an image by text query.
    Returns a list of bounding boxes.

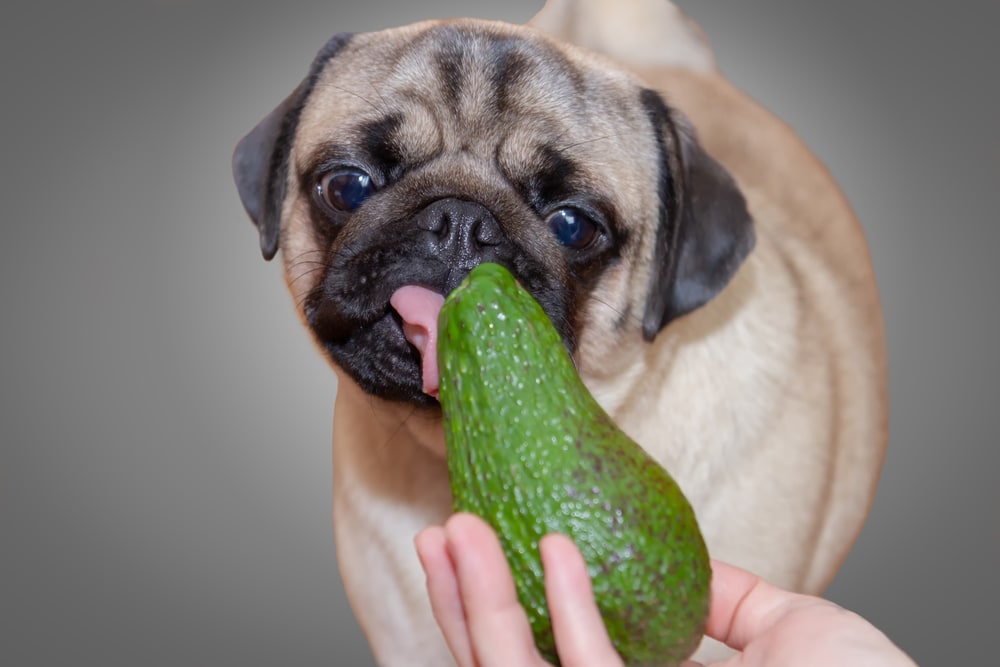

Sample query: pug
[232,1,888,663]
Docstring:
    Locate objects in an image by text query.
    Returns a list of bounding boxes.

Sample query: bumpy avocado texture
[437,263,711,666]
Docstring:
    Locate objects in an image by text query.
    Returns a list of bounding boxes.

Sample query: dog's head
[233,19,753,406]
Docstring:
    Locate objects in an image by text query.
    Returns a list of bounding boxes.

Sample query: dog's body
[233,1,887,664]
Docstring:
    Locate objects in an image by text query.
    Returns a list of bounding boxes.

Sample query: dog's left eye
[547,207,598,249]
[316,169,376,212]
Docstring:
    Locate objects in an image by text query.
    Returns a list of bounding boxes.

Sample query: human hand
[414,513,917,667]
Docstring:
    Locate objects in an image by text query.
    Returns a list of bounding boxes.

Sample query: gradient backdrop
[2,1,996,664]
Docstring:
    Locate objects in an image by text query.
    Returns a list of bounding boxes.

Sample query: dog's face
[233,19,753,407]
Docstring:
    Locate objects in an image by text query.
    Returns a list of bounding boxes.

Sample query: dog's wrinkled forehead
[390,23,583,122]
[293,20,646,174]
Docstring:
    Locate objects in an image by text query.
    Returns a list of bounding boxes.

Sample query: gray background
[1,0,995,664]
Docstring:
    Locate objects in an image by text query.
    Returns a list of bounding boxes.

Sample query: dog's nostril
[416,210,448,235]
[475,216,502,246]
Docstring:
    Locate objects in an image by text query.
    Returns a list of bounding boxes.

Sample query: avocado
[437,263,711,666]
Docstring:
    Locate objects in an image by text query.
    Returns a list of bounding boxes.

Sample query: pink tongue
[390,286,446,398]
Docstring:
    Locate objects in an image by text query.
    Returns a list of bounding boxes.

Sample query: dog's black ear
[640,89,755,339]
[232,87,303,260]
[232,32,354,261]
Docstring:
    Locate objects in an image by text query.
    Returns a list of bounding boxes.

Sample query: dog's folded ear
[232,85,304,261]
[640,89,756,339]
[232,32,354,261]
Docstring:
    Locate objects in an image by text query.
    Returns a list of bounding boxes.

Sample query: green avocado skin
[437,263,711,666]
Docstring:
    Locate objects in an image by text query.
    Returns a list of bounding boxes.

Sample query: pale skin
[414,513,918,667]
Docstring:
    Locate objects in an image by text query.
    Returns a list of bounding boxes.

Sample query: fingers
[414,525,475,667]
[541,534,625,667]
[418,513,549,667]
[417,514,627,667]
[446,514,547,666]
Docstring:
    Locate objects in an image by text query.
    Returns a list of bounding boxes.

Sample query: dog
[232,1,888,663]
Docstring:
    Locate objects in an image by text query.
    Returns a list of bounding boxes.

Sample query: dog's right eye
[316,169,376,212]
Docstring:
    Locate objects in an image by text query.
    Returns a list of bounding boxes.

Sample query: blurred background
[1,1,995,664]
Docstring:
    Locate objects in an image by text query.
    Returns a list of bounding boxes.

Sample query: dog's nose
[414,198,504,263]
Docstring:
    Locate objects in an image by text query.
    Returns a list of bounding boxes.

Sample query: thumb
[704,559,829,651]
